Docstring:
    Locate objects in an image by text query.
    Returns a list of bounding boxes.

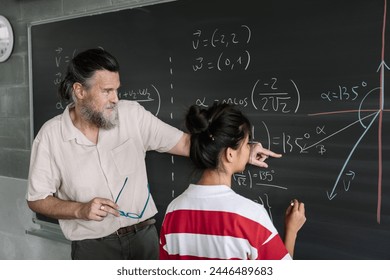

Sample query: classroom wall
[0,176,70,259]
[0,0,170,260]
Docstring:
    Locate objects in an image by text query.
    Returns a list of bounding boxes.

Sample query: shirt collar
[61,103,95,146]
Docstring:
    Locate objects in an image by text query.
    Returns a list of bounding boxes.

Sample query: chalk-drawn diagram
[193,1,389,224]
[248,2,388,224]
[302,0,389,224]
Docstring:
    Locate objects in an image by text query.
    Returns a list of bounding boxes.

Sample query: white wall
[0,176,70,259]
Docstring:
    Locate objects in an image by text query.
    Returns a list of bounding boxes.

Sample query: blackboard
[29,0,390,259]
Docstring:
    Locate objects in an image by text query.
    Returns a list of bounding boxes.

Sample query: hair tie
[209,134,215,141]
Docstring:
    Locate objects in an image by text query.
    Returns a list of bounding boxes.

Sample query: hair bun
[185,105,210,134]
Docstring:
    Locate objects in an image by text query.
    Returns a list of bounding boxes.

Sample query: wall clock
[0,15,14,62]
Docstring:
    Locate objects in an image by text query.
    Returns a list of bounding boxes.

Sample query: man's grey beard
[80,104,118,130]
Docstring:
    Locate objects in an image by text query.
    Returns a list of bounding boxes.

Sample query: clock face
[0,15,14,62]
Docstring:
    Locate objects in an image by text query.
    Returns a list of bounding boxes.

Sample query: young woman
[159,102,306,260]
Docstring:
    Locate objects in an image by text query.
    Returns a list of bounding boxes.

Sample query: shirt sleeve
[26,132,60,201]
[250,205,291,260]
[131,101,183,152]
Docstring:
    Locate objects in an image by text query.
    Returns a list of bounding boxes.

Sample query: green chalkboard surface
[29,0,390,259]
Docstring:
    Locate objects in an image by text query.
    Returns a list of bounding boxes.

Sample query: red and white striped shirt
[159,184,291,260]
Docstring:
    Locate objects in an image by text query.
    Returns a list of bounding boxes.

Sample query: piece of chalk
[290,202,294,206]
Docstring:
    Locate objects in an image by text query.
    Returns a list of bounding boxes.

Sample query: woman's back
[159,184,291,260]
[160,102,305,259]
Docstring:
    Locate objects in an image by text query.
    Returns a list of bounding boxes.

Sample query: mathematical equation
[192,78,377,155]
[257,121,329,155]
[320,81,368,102]
[118,84,161,116]
[194,78,372,116]
[55,84,162,117]
[191,25,251,72]
[52,47,76,111]
[251,78,300,113]
[232,166,357,213]
[52,47,77,87]
[195,77,301,114]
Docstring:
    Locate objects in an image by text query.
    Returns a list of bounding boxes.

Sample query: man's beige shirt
[27,100,183,240]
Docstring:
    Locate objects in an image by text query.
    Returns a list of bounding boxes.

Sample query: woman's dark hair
[186,102,252,170]
[58,48,120,102]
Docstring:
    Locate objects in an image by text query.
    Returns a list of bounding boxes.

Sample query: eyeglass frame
[115,177,151,219]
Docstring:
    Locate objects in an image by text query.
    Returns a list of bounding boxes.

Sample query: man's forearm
[27,196,83,220]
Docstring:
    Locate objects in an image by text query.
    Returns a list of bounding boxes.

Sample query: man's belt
[114,218,156,237]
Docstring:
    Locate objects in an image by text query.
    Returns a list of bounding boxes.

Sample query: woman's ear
[225,147,235,163]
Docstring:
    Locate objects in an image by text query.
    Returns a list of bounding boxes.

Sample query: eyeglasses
[115,177,151,219]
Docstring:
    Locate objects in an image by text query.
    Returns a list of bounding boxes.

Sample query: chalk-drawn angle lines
[303,0,389,224]
[324,110,380,201]
[305,66,387,223]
